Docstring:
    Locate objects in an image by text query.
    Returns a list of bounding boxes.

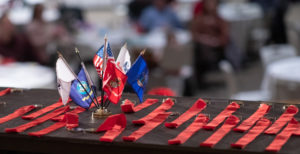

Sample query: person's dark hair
[32,4,44,21]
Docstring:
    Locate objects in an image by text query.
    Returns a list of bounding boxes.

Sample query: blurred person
[0,13,37,63]
[160,31,194,96]
[193,0,204,18]
[26,4,72,65]
[191,0,229,89]
[139,0,183,33]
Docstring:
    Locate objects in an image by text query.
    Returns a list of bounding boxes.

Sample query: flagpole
[74,48,100,108]
[57,51,100,109]
[101,35,108,109]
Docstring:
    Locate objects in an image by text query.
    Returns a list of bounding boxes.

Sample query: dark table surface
[0,88,299,154]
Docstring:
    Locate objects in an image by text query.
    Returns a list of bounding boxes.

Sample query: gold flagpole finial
[123,42,127,49]
[57,51,63,58]
[104,34,107,41]
[75,47,80,54]
[140,49,146,55]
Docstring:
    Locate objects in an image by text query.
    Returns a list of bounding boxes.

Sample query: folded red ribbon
[5,106,70,133]
[123,112,171,142]
[231,118,271,149]
[97,114,127,142]
[264,105,298,135]
[168,114,209,145]
[165,99,207,128]
[265,118,300,152]
[22,99,71,120]
[121,99,158,113]
[203,102,240,130]
[28,106,90,137]
[132,98,174,125]
[0,105,36,124]
[51,106,87,122]
[0,88,11,96]
[234,103,270,132]
[200,115,240,148]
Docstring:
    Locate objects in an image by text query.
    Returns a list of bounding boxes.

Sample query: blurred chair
[219,60,270,101]
[259,44,297,68]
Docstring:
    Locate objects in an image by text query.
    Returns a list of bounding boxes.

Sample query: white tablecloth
[0,62,55,89]
[262,57,300,100]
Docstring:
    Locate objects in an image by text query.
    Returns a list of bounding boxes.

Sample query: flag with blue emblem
[93,42,115,78]
[70,68,94,109]
[126,54,148,102]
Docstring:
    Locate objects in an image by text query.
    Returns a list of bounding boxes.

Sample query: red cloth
[5,106,70,133]
[132,98,174,125]
[98,114,127,142]
[147,87,176,96]
[103,61,128,104]
[234,104,270,132]
[0,105,36,124]
[165,98,207,128]
[200,115,240,148]
[0,88,11,96]
[65,112,79,129]
[231,118,271,149]
[168,114,209,145]
[203,102,240,130]
[264,105,298,135]
[22,99,68,120]
[265,118,300,152]
[121,98,158,113]
[123,112,171,142]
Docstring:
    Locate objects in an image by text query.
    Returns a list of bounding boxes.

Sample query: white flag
[56,57,76,105]
[116,43,131,73]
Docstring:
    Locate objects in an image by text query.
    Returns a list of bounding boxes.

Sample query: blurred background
[1,0,300,103]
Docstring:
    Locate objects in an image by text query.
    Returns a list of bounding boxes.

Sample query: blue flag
[70,68,94,109]
[126,55,148,102]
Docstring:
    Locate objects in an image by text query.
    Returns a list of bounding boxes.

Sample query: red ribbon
[51,106,86,122]
[132,98,174,125]
[165,99,207,128]
[123,112,171,142]
[97,114,127,142]
[264,105,298,135]
[0,105,36,124]
[22,99,68,120]
[121,99,158,113]
[5,106,70,133]
[0,88,11,96]
[28,106,89,137]
[203,102,240,130]
[168,114,209,145]
[265,118,300,152]
[200,115,240,148]
[234,104,270,132]
[231,118,271,149]
[28,121,66,137]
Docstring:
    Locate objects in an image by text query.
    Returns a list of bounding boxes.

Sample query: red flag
[103,61,127,104]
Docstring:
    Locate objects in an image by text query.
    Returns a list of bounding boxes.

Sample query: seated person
[0,13,37,63]
[191,0,229,89]
[139,0,183,33]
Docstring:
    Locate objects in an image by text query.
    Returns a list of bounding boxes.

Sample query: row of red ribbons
[0,88,299,152]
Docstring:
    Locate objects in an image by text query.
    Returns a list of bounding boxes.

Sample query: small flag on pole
[116,43,131,73]
[102,61,128,104]
[56,57,76,105]
[126,54,148,102]
[69,68,94,109]
[93,42,115,78]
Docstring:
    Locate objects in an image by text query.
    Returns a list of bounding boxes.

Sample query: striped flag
[93,42,115,78]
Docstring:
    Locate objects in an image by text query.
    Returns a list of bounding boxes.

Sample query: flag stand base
[92,108,112,118]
